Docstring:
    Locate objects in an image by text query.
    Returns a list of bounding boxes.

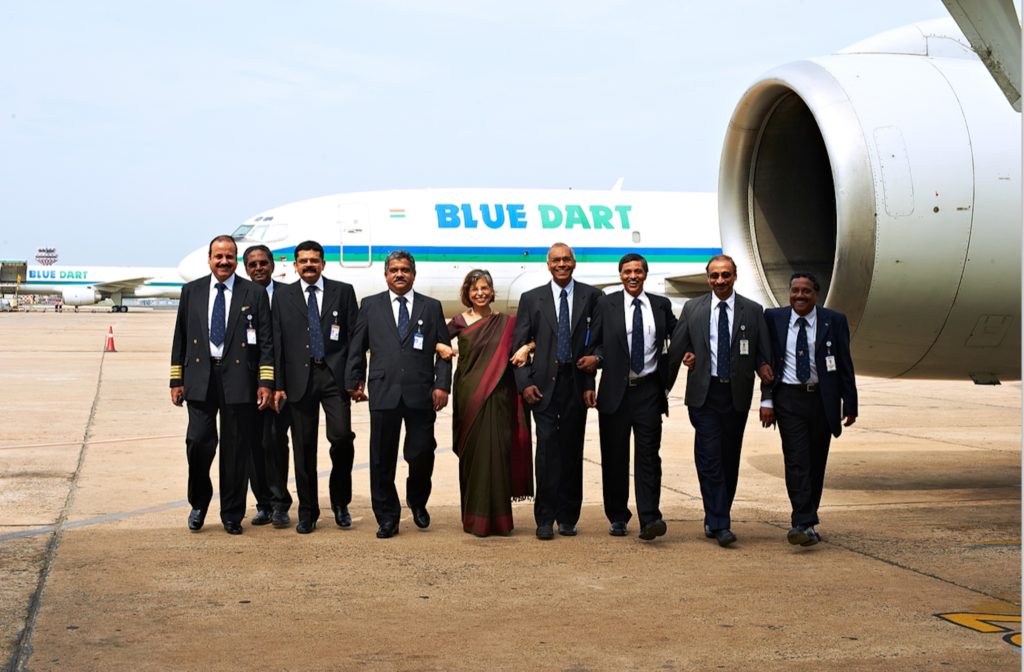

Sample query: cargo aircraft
[178,17,1021,382]
[13,266,184,311]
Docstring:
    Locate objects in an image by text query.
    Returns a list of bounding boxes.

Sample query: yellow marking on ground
[935,612,1021,648]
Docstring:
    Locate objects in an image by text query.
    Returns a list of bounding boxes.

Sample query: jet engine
[62,287,102,306]
[719,19,1021,381]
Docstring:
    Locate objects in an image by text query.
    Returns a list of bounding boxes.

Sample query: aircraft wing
[93,277,154,293]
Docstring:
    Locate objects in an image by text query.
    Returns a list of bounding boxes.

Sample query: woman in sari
[445,269,533,536]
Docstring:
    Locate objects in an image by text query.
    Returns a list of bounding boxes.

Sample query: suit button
[193,339,198,344]
[305,345,309,349]
[304,363,308,367]
[195,358,200,363]
[235,359,240,364]
[241,343,246,348]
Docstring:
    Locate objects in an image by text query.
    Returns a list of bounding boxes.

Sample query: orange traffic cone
[104,326,117,353]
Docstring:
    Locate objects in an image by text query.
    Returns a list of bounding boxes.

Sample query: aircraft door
[339,204,371,268]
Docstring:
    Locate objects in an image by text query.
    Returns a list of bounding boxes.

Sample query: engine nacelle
[62,287,102,306]
[719,19,1021,380]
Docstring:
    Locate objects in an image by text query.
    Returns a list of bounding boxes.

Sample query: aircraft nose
[178,246,209,281]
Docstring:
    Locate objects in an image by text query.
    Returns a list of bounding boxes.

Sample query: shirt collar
[300,277,325,293]
[551,279,575,296]
[211,274,235,291]
[389,289,414,303]
[790,306,817,327]
[710,291,735,310]
[623,289,647,306]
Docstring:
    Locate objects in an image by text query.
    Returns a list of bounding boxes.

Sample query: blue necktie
[796,316,810,383]
[210,282,226,347]
[630,297,644,374]
[717,301,731,380]
[397,295,410,340]
[556,288,571,364]
[307,286,325,359]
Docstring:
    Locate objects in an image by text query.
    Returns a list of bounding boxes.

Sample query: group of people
[170,237,858,548]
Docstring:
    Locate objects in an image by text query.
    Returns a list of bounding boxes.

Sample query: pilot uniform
[170,274,274,527]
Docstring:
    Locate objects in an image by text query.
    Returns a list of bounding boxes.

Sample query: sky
[0,0,996,265]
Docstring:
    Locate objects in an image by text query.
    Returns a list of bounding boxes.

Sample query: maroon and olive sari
[448,312,533,536]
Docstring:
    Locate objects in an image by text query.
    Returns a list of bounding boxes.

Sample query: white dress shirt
[264,281,275,308]
[389,289,415,326]
[300,277,325,316]
[550,279,574,321]
[708,291,735,378]
[623,290,657,378]
[207,274,235,358]
[782,307,819,385]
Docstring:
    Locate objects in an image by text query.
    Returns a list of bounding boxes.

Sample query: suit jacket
[512,280,600,413]
[668,292,771,413]
[345,290,452,411]
[272,277,359,401]
[169,274,274,403]
[593,290,678,415]
[763,306,858,437]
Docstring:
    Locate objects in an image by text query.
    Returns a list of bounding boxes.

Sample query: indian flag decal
[389,208,406,219]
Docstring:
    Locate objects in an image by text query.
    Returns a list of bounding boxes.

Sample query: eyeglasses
[708,271,733,280]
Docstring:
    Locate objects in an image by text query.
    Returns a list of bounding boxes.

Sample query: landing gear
[110,305,128,313]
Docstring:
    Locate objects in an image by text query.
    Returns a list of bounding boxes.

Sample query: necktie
[717,301,731,380]
[210,282,226,347]
[397,296,410,340]
[630,297,644,374]
[796,316,810,383]
[556,288,571,363]
[307,286,325,359]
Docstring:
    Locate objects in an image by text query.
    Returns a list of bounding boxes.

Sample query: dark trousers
[185,364,255,524]
[688,380,747,531]
[598,375,663,528]
[368,401,436,525]
[248,404,292,513]
[532,367,587,527]
[775,385,833,527]
[288,364,354,524]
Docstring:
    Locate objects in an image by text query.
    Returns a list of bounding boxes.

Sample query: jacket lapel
[224,277,244,347]
[198,275,212,345]
[815,307,831,350]
[404,292,425,345]
[611,292,628,354]
[320,280,339,331]
[697,294,712,351]
[541,288,558,334]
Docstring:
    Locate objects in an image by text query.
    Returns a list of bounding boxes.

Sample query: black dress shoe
[223,521,243,535]
[639,519,667,541]
[296,519,316,534]
[376,521,399,539]
[536,524,554,540]
[557,523,577,537]
[609,521,628,537]
[187,508,206,532]
[704,524,714,539]
[251,509,272,526]
[714,528,737,547]
[271,510,291,529]
[333,505,352,528]
[412,507,430,529]
[787,525,822,546]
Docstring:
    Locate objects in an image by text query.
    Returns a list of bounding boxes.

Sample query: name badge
[739,339,749,356]
[825,355,837,372]
[413,332,425,351]
[330,324,341,341]
[246,328,257,345]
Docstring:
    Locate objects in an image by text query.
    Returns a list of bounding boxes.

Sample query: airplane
[178,17,1021,383]
[11,266,184,311]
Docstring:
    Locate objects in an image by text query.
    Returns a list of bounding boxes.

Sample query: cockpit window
[231,225,253,239]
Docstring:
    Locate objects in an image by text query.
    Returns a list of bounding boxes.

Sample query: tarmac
[0,310,1019,671]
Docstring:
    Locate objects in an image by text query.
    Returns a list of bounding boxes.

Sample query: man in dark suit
[513,242,600,540]
[760,272,858,547]
[242,245,294,528]
[591,254,678,540]
[668,255,772,547]
[170,235,274,535]
[272,240,359,534]
[345,250,452,539]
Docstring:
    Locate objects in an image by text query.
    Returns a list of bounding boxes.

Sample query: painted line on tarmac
[758,519,1022,607]
[0,434,181,452]
[6,348,107,672]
